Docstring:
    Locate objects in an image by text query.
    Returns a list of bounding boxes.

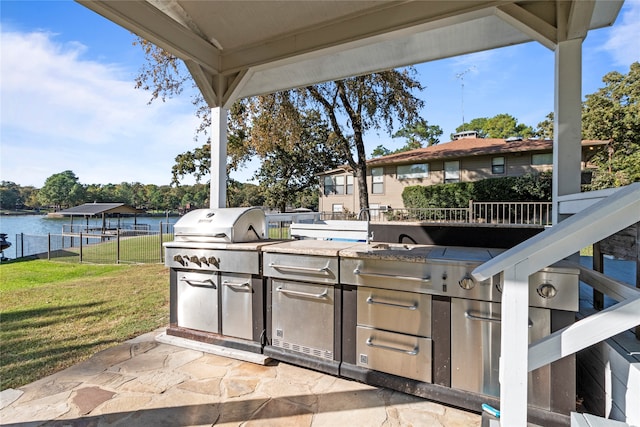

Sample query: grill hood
[174,207,267,243]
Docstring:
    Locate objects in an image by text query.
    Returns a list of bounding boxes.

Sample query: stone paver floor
[0,329,481,427]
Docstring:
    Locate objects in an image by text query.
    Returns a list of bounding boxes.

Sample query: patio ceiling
[76,0,623,108]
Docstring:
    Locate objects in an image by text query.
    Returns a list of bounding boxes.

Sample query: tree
[251,108,343,212]
[0,181,21,210]
[372,118,443,158]
[454,114,535,139]
[135,38,425,212]
[536,112,554,139]
[37,171,85,210]
[582,62,640,188]
[302,71,424,211]
[393,118,443,147]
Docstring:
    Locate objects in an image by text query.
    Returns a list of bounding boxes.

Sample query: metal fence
[325,201,553,227]
[11,223,174,264]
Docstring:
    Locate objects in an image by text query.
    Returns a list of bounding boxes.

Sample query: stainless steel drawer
[340,258,433,293]
[356,326,432,383]
[221,272,253,340]
[264,253,339,284]
[357,287,431,337]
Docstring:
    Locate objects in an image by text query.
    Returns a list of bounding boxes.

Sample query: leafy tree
[454,117,489,138]
[582,62,640,188]
[37,171,85,210]
[134,38,424,212]
[454,114,534,139]
[393,118,443,147]
[0,181,21,210]
[536,112,554,139]
[254,110,340,212]
[372,118,443,158]
[302,71,424,210]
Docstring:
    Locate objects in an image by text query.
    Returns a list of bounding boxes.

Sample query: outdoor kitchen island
[165,210,580,426]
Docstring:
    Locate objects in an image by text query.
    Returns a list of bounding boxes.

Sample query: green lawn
[0,260,169,390]
[51,233,174,264]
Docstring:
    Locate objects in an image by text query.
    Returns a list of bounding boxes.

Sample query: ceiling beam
[495,3,558,50]
[184,60,217,107]
[76,0,220,74]
[567,0,596,40]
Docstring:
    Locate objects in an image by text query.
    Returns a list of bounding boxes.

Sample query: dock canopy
[57,203,144,217]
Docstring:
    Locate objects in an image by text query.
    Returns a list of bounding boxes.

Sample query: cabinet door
[177,271,218,333]
[221,273,252,339]
[271,279,334,359]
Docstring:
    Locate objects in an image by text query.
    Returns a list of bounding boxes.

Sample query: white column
[553,38,583,224]
[499,263,530,426]
[210,106,228,208]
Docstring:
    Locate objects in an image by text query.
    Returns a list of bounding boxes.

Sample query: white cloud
[0,28,202,187]
[602,0,640,66]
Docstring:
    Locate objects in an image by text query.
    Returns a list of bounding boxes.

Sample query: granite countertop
[338,242,435,262]
[260,239,362,256]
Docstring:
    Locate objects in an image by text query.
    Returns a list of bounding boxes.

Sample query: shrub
[402,172,552,208]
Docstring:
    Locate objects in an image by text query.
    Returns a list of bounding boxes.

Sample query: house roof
[56,203,144,216]
[366,138,609,166]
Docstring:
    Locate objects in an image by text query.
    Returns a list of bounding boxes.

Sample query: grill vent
[272,339,333,359]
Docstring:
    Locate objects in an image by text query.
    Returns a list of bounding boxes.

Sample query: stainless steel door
[450,298,551,409]
[177,271,218,333]
[271,279,334,359]
[221,273,252,339]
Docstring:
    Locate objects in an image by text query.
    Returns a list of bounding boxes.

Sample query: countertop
[260,239,362,256]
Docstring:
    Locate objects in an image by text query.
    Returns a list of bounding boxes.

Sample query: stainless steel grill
[164,207,271,354]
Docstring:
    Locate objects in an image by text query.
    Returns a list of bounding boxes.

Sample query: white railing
[472,183,640,426]
[345,201,553,226]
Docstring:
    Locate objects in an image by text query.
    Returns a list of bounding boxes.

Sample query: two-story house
[318,136,607,215]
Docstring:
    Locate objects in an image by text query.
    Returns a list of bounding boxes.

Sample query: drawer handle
[180,277,216,288]
[366,296,417,310]
[353,269,430,283]
[464,310,533,327]
[222,280,251,289]
[365,337,419,355]
[276,286,329,299]
[269,262,331,274]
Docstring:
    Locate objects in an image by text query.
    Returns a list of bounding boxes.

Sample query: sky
[1,1,639,189]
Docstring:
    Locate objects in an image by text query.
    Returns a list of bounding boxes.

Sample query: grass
[51,233,174,264]
[0,259,169,390]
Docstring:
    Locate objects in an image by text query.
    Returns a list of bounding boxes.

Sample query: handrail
[469,182,640,426]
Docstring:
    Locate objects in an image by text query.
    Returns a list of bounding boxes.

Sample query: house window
[371,167,384,194]
[334,176,345,195]
[346,175,354,195]
[444,161,460,183]
[492,157,505,174]
[397,163,429,179]
[532,153,553,165]
[323,176,335,195]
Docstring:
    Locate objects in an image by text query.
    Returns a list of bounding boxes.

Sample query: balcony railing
[321,201,552,227]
